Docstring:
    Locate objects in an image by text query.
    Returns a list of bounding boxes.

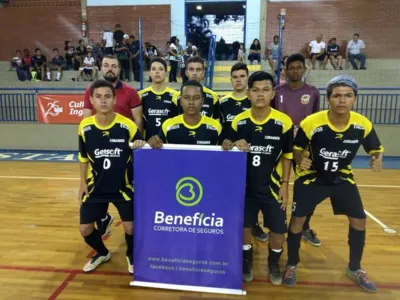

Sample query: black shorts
[311,53,326,61]
[292,179,366,219]
[244,192,287,234]
[80,201,133,224]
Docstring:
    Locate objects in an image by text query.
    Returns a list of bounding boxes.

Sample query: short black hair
[248,71,275,89]
[53,48,59,52]
[90,79,116,97]
[354,33,359,37]
[231,62,249,76]
[186,56,205,69]
[35,48,40,52]
[273,35,279,39]
[150,57,167,70]
[102,54,120,67]
[286,53,305,70]
[180,80,204,98]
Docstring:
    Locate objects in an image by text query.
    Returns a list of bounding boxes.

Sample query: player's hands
[279,182,289,210]
[370,154,383,172]
[221,139,234,151]
[78,182,88,205]
[148,135,163,149]
[234,139,250,152]
[130,140,146,149]
[299,151,312,170]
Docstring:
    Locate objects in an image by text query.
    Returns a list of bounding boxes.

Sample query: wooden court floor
[0,161,399,300]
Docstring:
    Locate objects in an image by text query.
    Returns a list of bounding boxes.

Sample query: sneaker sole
[83,255,111,273]
[283,281,296,287]
[302,236,321,247]
[243,273,253,282]
[101,216,114,238]
[269,276,282,285]
[345,272,377,293]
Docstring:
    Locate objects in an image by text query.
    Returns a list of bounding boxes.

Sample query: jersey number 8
[252,155,261,167]
[103,158,111,170]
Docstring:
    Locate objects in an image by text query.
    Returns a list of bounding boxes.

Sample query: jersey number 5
[324,161,338,172]
[252,155,261,167]
[155,118,161,127]
[103,158,111,170]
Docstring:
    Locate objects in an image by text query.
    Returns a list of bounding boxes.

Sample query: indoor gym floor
[0,159,399,300]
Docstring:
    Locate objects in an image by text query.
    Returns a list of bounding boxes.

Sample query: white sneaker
[83,252,111,272]
[126,256,134,274]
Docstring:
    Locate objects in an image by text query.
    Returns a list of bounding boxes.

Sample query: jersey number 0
[103,158,111,170]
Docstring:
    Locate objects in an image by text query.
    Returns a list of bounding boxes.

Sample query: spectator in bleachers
[103,26,114,55]
[75,39,87,69]
[309,34,327,69]
[11,50,29,81]
[164,41,171,58]
[128,35,140,82]
[115,34,131,81]
[347,33,366,70]
[237,43,245,63]
[50,48,65,81]
[267,35,280,71]
[144,41,159,70]
[248,38,261,64]
[96,41,105,69]
[64,41,75,70]
[9,50,22,71]
[22,49,32,80]
[326,38,343,70]
[72,51,97,82]
[87,39,99,61]
[168,36,179,83]
[30,48,50,81]
[113,24,124,45]
[186,40,198,57]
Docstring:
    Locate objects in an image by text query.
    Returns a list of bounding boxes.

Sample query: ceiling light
[196,5,202,10]
[243,5,246,8]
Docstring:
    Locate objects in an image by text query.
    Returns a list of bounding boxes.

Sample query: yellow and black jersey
[139,86,178,140]
[219,93,250,140]
[294,110,384,184]
[172,86,219,119]
[231,109,294,200]
[160,115,222,145]
[78,113,142,203]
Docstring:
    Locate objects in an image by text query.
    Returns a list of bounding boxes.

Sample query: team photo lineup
[78,50,384,293]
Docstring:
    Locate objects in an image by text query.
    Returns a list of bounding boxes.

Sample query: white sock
[242,244,251,251]
[56,72,61,80]
[47,72,51,80]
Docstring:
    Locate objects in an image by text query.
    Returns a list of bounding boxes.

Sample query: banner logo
[175,177,203,207]
[45,101,63,117]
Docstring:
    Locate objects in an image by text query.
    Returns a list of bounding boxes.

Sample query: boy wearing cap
[282,75,384,293]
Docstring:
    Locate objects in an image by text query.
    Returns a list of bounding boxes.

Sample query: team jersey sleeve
[212,92,220,120]
[128,121,143,142]
[172,91,180,106]
[159,119,169,142]
[282,124,294,160]
[229,117,240,142]
[362,126,384,154]
[293,126,310,152]
[78,124,89,163]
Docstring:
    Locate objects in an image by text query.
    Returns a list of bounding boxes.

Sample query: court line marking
[0,265,400,291]
[0,175,399,189]
[48,271,77,300]
[364,209,397,234]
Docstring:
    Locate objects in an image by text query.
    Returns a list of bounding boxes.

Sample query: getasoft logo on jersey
[249,145,274,155]
[94,148,123,158]
[148,108,170,116]
[319,148,351,160]
[153,176,224,235]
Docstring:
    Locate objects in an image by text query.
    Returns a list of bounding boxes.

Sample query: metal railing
[0,87,399,124]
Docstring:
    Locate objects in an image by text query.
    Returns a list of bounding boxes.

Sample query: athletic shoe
[346,268,377,293]
[126,256,134,274]
[302,229,321,247]
[97,213,114,237]
[268,264,282,285]
[83,252,111,272]
[251,224,269,242]
[243,249,253,282]
[282,265,297,287]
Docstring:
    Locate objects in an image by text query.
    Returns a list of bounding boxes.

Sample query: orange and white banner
[37,94,85,124]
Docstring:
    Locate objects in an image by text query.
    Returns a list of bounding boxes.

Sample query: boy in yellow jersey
[78,80,144,274]
[228,71,294,284]
[283,76,383,293]
[172,56,219,119]
[139,58,178,140]
[220,63,269,243]
[148,80,221,147]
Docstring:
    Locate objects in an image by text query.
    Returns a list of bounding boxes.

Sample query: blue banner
[132,147,247,294]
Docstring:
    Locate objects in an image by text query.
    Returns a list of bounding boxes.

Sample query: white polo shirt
[347,39,365,55]
[309,40,326,54]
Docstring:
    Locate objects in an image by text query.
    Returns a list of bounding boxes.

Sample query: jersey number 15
[324,161,338,172]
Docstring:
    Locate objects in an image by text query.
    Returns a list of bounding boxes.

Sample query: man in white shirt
[309,35,327,70]
[347,33,366,70]
[103,26,114,55]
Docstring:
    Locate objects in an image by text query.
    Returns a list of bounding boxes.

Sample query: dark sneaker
[302,229,321,247]
[346,268,377,293]
[97,213,114,237]
[243,249,253,282]
[83,252,111,272]
[251,225,269,242]
[126,255,134,274]
[268,264,282,285]
[282,265,297,287]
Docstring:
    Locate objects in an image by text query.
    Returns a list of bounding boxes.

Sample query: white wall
[87,0,186,44]
[245,0,261,51]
